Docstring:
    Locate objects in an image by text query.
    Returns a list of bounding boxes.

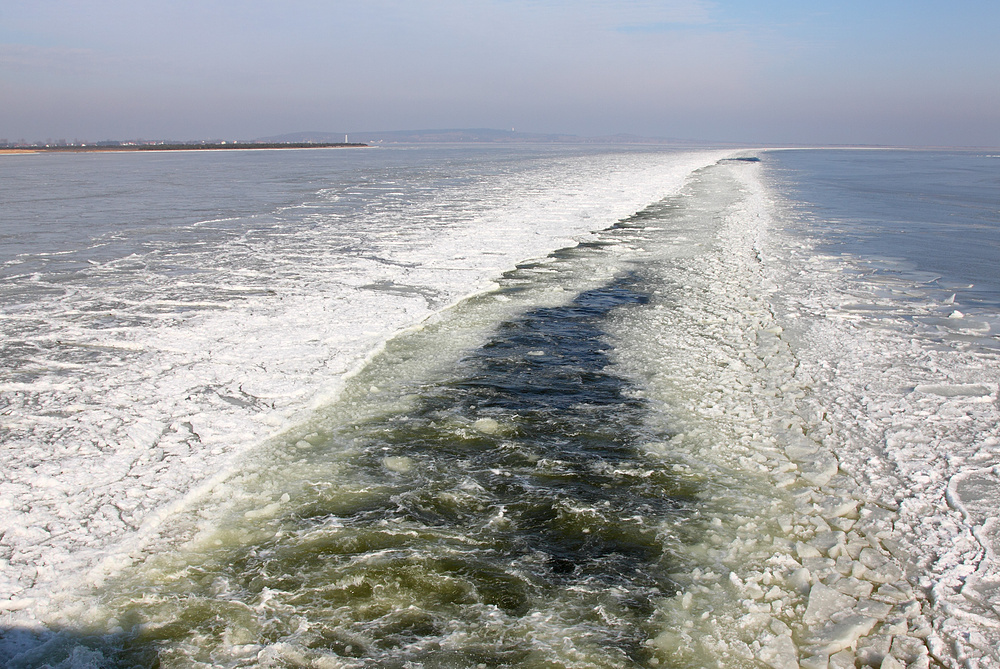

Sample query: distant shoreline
[0,142,368,155]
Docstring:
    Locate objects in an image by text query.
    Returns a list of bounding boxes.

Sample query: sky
[1,0,998,146]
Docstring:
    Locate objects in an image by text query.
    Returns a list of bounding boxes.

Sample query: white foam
[0,148,734,628]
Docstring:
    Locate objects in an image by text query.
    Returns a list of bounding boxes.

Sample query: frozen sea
[0,145,998,668]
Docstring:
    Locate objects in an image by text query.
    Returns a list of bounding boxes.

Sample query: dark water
[245,278,693,666]
[764,149,1000,311]
[86,222,712,669]
[3,157,763,668]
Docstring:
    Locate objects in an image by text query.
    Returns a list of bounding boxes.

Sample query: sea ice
[0,148,736,639]
[612,157,1000,669]
[4,147,999,668]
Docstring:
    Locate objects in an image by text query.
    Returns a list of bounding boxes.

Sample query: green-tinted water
[28,162,782,669]
[112,275,704,668]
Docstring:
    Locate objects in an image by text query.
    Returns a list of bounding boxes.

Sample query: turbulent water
[1,147,998,668]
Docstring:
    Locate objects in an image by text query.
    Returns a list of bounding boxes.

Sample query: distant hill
[256,128,733,146]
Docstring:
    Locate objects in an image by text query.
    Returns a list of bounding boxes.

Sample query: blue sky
[2,1,998,146]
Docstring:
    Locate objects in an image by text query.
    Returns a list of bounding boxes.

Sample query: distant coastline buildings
[0,139,367,152]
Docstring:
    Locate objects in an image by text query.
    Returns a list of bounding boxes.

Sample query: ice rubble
[613,160,999,668]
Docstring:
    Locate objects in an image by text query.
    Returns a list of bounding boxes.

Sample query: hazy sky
[2,1,998,146]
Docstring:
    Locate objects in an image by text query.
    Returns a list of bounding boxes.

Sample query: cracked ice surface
[613,159,1000,668]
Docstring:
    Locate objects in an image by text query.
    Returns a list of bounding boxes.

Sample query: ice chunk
[799,452,839,487]
[856,634,892,666]
[829,650,855,669]
[858,547,887,569]
[473,417,500,434]
[785,437,820,462]
[858,548,903,583]
[804,615,878,655]
[759,633,798,669]
[809,531,847,557]
[913,383,992,398]
[874,582,913,602]
[889,636,928,663]
[0,598,34,612]
[820,498,859,518]
[855,599,892,620]
[244,501,282,520]
[828,517,856,532]
[804,582,858,625]
[797,542,823,559]
[382,456,414,473]
[800,655,829,669]
[831,577,873,598]
[787,567,813,594]
[866,563,903,584]
[802,557,837,577]
[835,556,855,575]
[764,585,786,602]
[879,655,905,669]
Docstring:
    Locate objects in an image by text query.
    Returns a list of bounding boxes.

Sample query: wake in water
[0,147,727,618]
[98,278,700,668]
[3,151,999,668]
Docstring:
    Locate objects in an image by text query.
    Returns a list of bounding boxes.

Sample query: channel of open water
[25,162,765,668]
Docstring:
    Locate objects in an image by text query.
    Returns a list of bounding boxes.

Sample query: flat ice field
[0,146,998,668]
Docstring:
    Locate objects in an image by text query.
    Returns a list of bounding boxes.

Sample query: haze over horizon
[2,1,998,148]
